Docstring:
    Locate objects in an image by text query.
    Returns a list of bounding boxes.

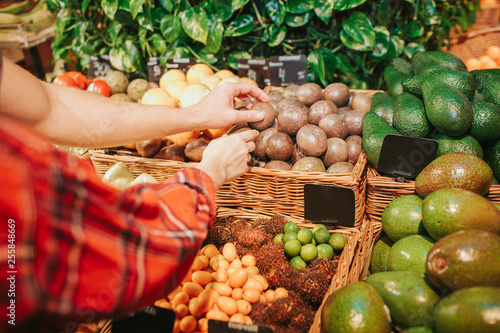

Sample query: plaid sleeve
[0,115,217,331]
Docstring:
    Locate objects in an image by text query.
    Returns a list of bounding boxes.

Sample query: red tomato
[52,74,77,88]
[87,80,111,97]
[65,71,87,90]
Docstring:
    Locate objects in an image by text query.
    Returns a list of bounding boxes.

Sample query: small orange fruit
[485,45,500,62]
[217,76,242,87]
[240,77,259,87]
[162,80,188,101]
[160,69,187,85]
[186,63,215,84]
[201,74,222,91]
[215,69,236,79]
[465,58,482,71]
[141,88,178,107]
[179,83,211,108]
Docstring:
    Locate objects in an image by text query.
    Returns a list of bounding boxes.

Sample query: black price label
[165,58,197,74]
[269,54,307,87]
[237,59,270,88]
[377,134,438,180]
[304,184,356,227]
[88,55,111,78]
[147,57,164,83]
[208,319,275,333]
[111,306,175,333]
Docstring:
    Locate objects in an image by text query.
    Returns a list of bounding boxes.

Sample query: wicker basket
[445,26,500,61]
[475,1,500,29]
[366,165,500,223]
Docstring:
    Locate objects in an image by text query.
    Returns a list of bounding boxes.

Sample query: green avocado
[370,92,394,126]
[362,112,401,167]
[366,271,440,328]
[426,229,500,291]
[402,69,475,100]
[434,133,483,158]
[381,195,428,242]
[411,51,467,75]
[422,80,473,137]
[434,287,500,333]
[387,235,435,274]
[370,235,395,273]
[470,100,500,143]
[415,152,493,197]
[390,57,414,76]
[321,281,391,333]
[421,188,500,240]
[384,66,409,97]
[401,328,434,333]
[483,139,500,180]
[393,92,431,137]
[471,69,500,107]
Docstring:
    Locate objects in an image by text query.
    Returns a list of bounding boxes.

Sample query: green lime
[282,232,298,243]
[300,243,318,263]
[289,256,307,270]
[284,239,302,257]
[312,224,328,234]
[283,221,299,234]
[297,228,313,245]
[329,233,346,251]
[317,244,334,259]
[313,228,331,244]
[273,233,284,244]
[209,254,224,268]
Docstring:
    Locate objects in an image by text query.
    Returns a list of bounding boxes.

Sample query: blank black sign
[304,184,355,227]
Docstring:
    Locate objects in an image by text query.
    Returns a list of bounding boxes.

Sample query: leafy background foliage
[47,0,479,89]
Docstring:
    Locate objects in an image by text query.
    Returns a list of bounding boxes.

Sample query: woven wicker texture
[366,165,500,223]
[445,27,500,61]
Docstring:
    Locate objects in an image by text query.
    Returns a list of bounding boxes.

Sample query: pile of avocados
[363,50,500,182]
[320,155,500,333]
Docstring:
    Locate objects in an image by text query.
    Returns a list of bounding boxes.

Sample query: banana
[0,0,30,15]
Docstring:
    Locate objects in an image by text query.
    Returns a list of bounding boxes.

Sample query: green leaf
[308,50,326,87]
[197,48,218,65]
[264,24,287,47]
[206,16,224,53]
[161,15,182,44]
[285,10,313,28]
[224,14,255,37]
[376,2,389,26]
[151,34,167,56]
[232,0,250,11]
[162,47,191,64]
[159,0,174,12]
[108,21,122,46]
[138,27,148,54]
[110,40,140,72]
[287,0,314,14]
[320,48,336,83]
[137,6,154,32]
[332,0,367,11]
[340,12,375,51]
[228,51,251,70]
[82,0,91,14]
[152,7,167,26]
[213,0,233,22]
[333,54,354,75]
[314,0,334,25]
[180,7,209,44]
[131,0,145,20]
[407,20,424,38]
[102,0,119,20]
[265,0,286,26]
[388,35,405,58]
[118,2,130,11]
[371,26,390,59]
[46,0,60,12]
[404,42,425,58]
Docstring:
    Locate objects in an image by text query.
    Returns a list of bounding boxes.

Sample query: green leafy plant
[47,0,479,89]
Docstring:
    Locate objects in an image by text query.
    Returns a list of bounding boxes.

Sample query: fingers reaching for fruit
[196,130,259,189]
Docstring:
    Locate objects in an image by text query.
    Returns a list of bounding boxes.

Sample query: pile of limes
[274,221,346,270]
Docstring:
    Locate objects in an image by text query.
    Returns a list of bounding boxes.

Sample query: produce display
[321,172,500,332]
[365,50,500,182]
[153,214,345,333]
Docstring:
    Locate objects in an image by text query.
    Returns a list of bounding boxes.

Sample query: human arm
[0,56,268,148]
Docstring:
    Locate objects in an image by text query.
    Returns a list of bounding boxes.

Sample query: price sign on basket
[110,306,175,333]
[165,58,197,73]
[147,57,164,83]
[304,184,356,227]
[208,319,275,333]
[377,134,438,181]
[269,54,307,87]
[237,59,271,88]
[88,55,112,78]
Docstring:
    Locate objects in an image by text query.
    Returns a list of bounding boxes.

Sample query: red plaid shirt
[0,115,217,332]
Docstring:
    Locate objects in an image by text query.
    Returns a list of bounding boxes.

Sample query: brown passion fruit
[344,110,365,136]
[337,106,352,118]
[275,98,307,116]
[291,143,307,164]
[185,138,210,162]
[350,93,372,112]
[296,83,323,106]
[153,144,186,162]
[136,138,162,157]
[308,100,338,125]
[277,106,309,136]
[254,127,278,160]
[264,160,292,171]
[324,83,350,107]
[282,84,299,99]
[326,161,354,174]
[296,124,328,157]
[292,157,326,172]
[265,132,294,161]
[322,138,348,168]
[345,135,363,165]
[318,114,348,139]
[249,102,276,130]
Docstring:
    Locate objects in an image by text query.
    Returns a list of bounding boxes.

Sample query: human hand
[195,129,259,189]
[187,82,270,130]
